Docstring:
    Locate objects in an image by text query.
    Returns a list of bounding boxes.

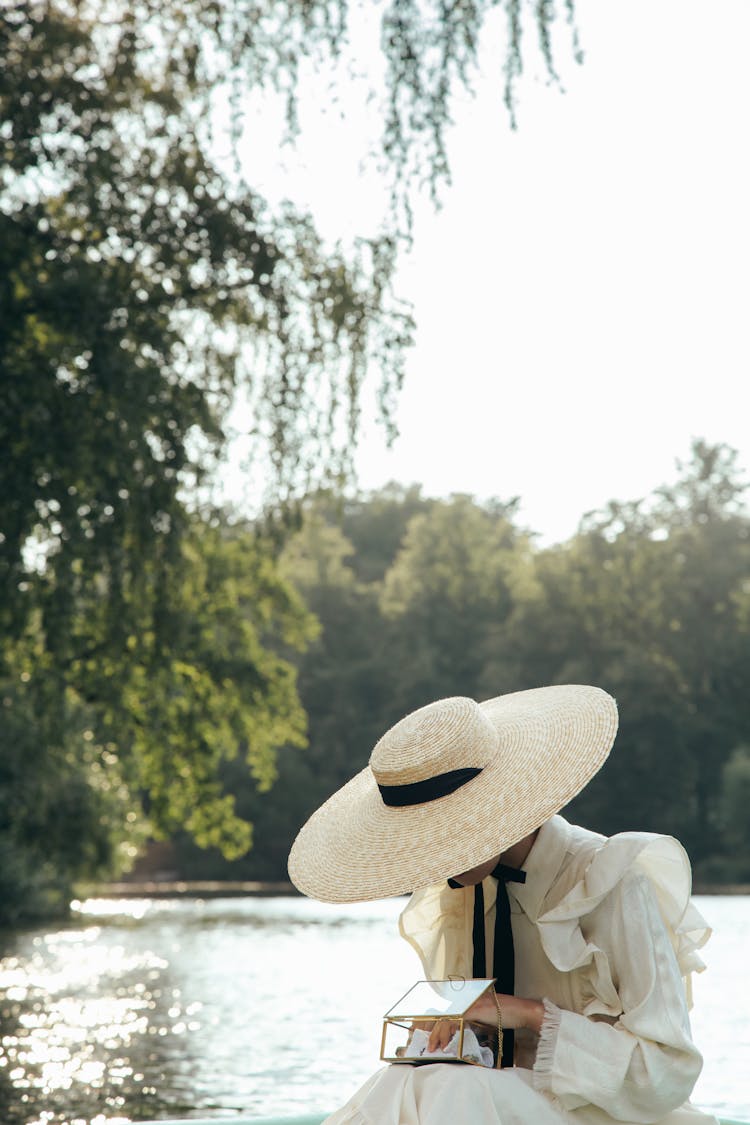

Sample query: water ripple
[0,894,745,1124]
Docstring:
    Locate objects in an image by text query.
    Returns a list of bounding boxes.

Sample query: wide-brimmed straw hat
[287,684,618,903]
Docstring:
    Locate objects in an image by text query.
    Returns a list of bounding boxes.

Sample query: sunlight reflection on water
[0,894,746,1124]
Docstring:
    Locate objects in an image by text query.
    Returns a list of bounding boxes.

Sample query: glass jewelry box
[380,978,496,1067]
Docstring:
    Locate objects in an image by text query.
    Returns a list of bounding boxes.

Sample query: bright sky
[224,0,750,544]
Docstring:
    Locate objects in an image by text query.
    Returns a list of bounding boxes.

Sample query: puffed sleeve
[399,880,473,980]
[532,869,704,1123]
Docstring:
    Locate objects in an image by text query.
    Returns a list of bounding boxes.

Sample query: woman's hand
[426,1018,461,1052]
[425,994,544,1053]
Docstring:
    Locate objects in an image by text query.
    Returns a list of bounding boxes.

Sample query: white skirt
[322,1064,718,1125]
[322,1063,567,1125]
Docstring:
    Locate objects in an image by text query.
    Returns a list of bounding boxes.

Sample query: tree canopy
[171,443,750,886]
[1,0,415,920]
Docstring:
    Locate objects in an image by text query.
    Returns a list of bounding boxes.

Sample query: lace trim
[532,997,562,1092]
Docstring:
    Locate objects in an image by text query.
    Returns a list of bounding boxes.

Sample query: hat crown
[370,696,499,787]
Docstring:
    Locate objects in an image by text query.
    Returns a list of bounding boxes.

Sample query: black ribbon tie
[448,862,526,1069]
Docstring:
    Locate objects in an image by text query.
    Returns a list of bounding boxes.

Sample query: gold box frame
[380,978,496,1067]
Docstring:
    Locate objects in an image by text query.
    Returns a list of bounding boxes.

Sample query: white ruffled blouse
[396,814,717,1125]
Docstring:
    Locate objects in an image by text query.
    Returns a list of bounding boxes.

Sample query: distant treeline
[171,441,750,886]
[3,439,749,926]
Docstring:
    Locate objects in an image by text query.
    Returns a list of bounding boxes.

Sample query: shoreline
[75,879,296,898]
[77,879,750,898]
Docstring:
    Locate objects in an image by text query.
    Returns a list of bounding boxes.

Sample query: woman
[288,685,717,1125]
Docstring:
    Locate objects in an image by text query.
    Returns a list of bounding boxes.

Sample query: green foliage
[698,745,750,887]
[216,0,583,225]
[173,500,398,879]
[278,504,401,805]
[376,0,582,219]
[0,0,413,922]
[718,747,750,852]
[0,517,315,921]
[25,0,579,234]
[512,449,750,857]
[178,444,750,884]
[0,666,142,924]
[0,1,412,559]
[112,522,315,855]
[339,483,432,584]
[380,494,536,707]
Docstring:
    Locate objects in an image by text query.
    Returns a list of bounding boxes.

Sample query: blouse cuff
[532,997,562,1092]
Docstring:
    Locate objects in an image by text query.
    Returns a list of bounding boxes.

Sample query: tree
[716,746,750,879]
[171,503,402,879]
[649,443,750,854]
[514,442,750,859]
[0,1,415,917]
[0,518,316,915]
[0,667,140,923]
[339,484,433,585]
[211,0,582,223]
[380,494,535,709]
[371,0,583,218]
[0,1,413,631]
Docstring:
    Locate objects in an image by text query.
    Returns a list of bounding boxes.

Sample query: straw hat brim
[287,684,618,903]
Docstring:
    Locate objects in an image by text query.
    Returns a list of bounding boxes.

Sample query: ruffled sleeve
[531,836,711,1122]
[533,832,711,1015]
[399,880,473,980]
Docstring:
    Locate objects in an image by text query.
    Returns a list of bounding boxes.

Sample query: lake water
[0,895,747,1124]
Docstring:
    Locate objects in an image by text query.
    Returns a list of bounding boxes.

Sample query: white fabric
[324,815,719,1125]
[323,1064,572,1125]
[399,1026,495,1068]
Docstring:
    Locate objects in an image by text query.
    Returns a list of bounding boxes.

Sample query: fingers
[427,1021,443,1052]
[427,1018,458,1052]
